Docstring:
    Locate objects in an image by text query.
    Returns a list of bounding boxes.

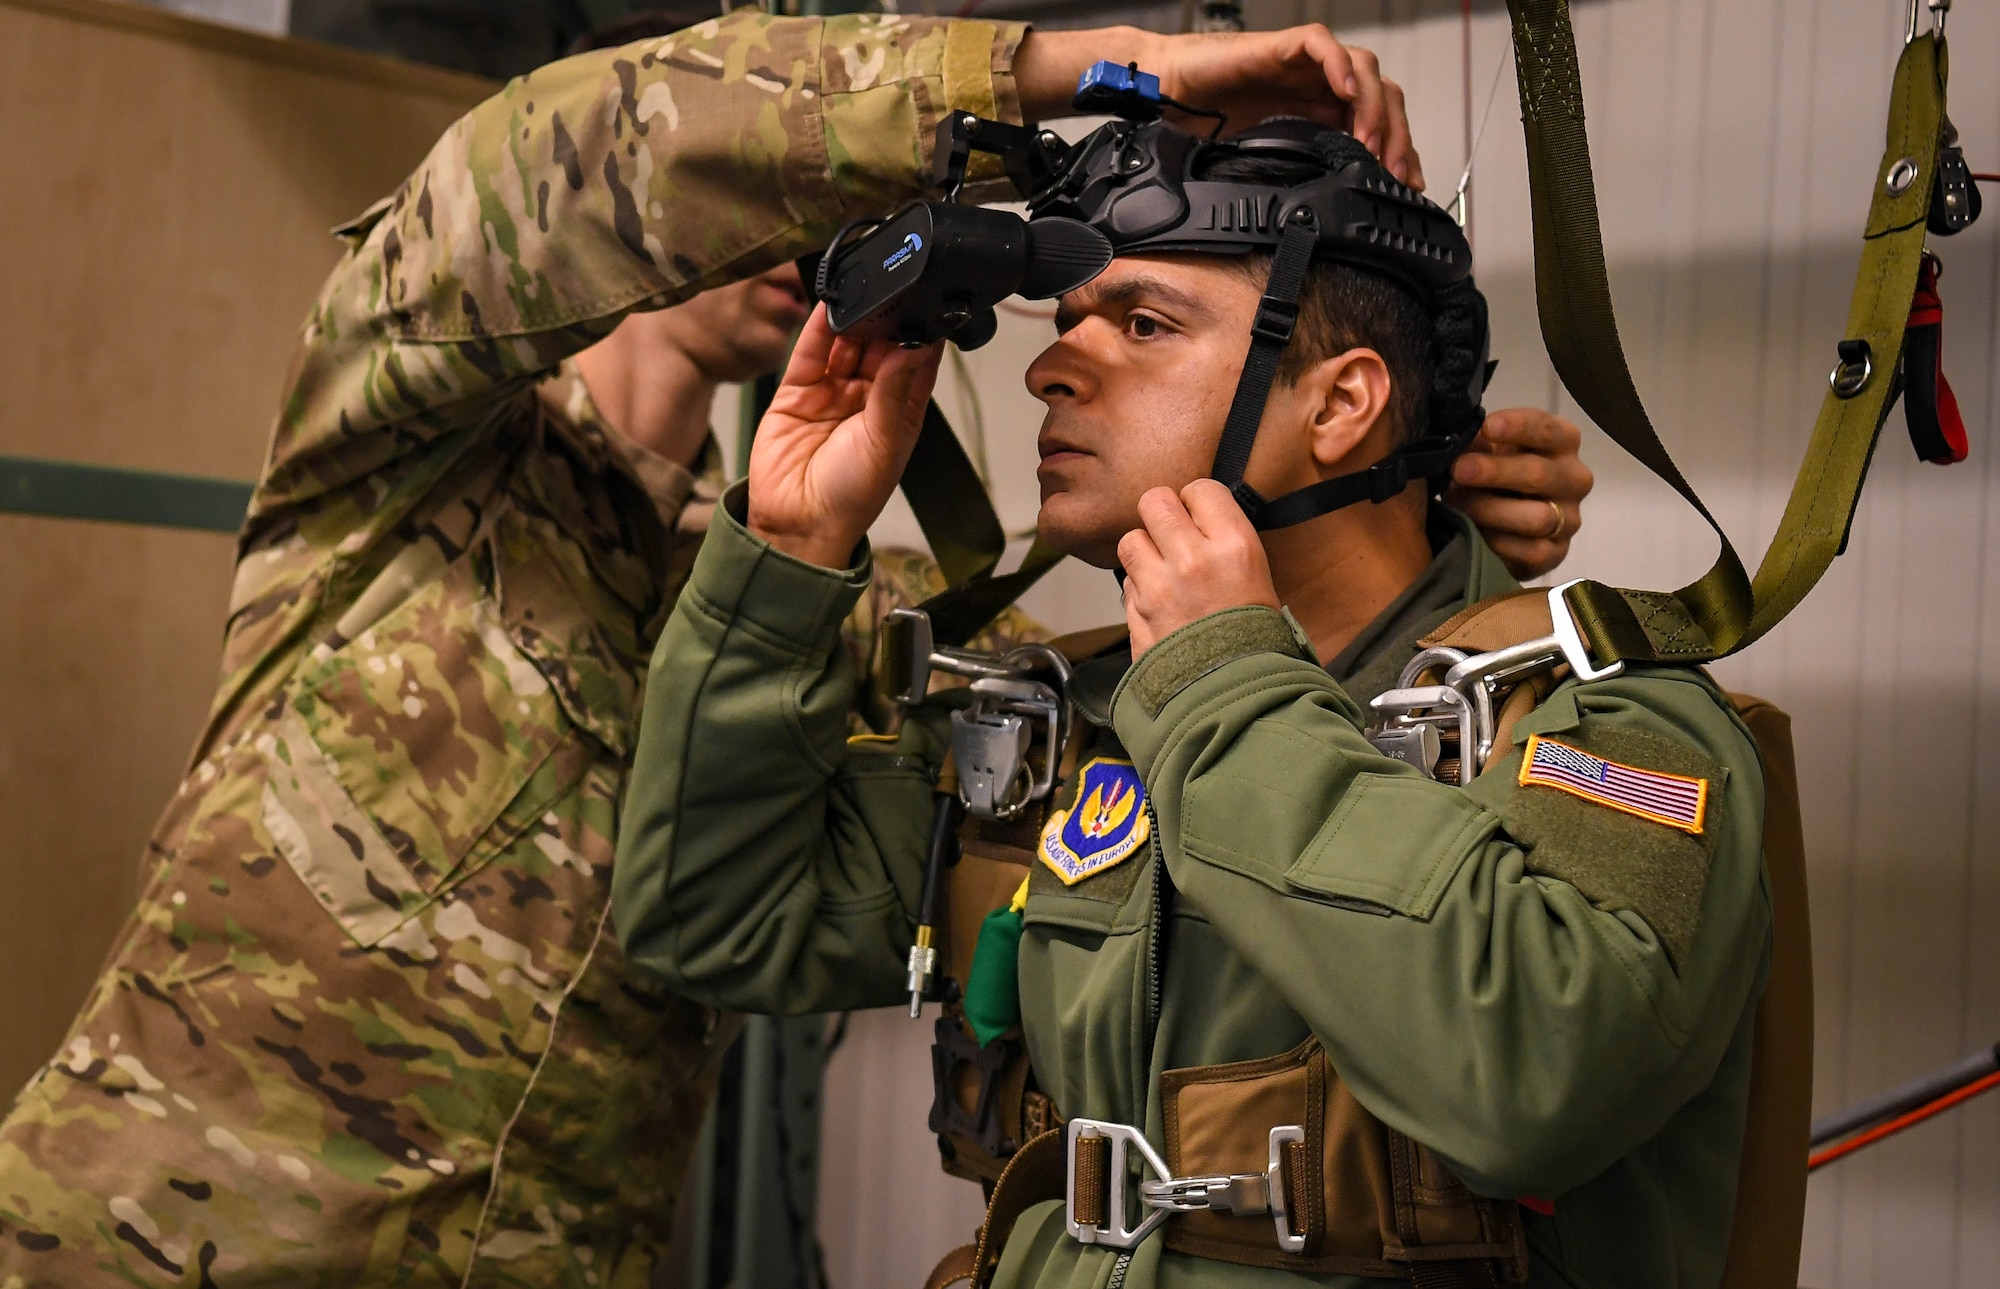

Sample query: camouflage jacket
[0,13,1027,1288]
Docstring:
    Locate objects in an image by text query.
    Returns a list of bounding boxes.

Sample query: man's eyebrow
[1063,273,1212,320]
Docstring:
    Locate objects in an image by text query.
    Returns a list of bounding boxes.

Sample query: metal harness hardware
[1366,580,1620,783]
[882,607,1073,822]
[1065,1118,1306,1254]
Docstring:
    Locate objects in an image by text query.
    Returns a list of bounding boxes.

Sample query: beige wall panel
[0,0,487,1098]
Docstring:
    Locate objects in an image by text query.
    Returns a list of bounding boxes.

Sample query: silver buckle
[1366,684,1477,779]
[1142,1172,1271,1216]
[1268,1125,1306,1253]
[880,608,1074,705]
[1066,1120,1172,1250]
[1543,579,1624,683]
[885,608,1073,822]
[1066,1119,1308,1254]
[950,676,1063,821]
[1367,580,1622,783]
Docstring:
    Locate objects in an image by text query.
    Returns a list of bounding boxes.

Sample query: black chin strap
[1209,206,1457,532]
[1211,209,1318,503]
[1247,436,1464,528]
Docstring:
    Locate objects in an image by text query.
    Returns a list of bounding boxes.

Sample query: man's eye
[1128,314,1161,339]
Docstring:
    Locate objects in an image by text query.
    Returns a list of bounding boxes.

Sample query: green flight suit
[615,495,1773,1289]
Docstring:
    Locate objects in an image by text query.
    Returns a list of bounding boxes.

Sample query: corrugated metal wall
[820,2,2000,1285]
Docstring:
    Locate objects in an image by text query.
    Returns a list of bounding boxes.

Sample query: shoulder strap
[1505,1,1947,664]
[895,398,1067,647]
[1419,588,1551,655]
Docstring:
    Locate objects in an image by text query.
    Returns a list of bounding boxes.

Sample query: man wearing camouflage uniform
[0,9,1593,1286]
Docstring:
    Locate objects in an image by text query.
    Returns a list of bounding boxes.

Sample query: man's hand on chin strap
[1118,479,1283,657]
[745,304,943,570]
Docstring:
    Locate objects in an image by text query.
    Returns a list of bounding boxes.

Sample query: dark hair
[565,6,725,57]
[1195,131,1484,454]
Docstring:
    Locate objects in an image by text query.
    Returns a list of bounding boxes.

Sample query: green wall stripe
[0,456,252,534]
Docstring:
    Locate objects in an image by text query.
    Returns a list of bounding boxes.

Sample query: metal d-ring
[1829,339,1874,398]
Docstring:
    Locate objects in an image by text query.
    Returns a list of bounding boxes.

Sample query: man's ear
[1299,348,1393,473]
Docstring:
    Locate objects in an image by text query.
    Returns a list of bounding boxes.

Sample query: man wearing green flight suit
[612,111,1770,1289]
[2,9,1608,1287]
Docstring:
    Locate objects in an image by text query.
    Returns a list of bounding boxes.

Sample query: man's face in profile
[1025,255,1268,568]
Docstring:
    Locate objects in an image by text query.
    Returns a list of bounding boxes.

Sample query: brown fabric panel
[923,1243,979,1289]
[1410,1260,1499,1289]
[945,847,1032,992]
[1070,1133,1109,1228]
[1161,1041,1401,1276]
[1384,1130,1527,1281]
[1718,694,1812,1289]
[1404,1138,1487,1247]
[1419,590,1552,653]
[938,1032,1034,1186]
[1047,623,1131,663]
[1323,1076,1400,1265]
[956,1129,1067,1289]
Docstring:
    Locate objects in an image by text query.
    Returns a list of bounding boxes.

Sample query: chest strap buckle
[1065,1118,1306,1253]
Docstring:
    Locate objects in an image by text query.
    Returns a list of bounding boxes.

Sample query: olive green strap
[899,400,1067,646]
[903,399,1010,588]
[922,534,1066,647]
[1506,0,1944,663]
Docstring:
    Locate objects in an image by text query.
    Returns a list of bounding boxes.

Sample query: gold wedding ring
[1543,500,1567,541]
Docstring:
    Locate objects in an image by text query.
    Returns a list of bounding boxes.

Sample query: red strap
[1908,259,1943,327]
[1906,255,1969,465]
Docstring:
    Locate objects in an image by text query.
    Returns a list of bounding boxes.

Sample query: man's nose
[1025,336,1092,407]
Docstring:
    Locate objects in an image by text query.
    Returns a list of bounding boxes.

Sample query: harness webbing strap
[902,399,1009,588]
[1505,0,1946,663]
[893,397,1066,647]
[1212,213,1320,496]
[921,535,1067,647]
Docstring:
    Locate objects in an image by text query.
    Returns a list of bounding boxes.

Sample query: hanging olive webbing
[1505,0,1947,663]
[898,399,1064,647]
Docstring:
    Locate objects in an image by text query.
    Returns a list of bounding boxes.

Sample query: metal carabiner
[1908,0,1950,44]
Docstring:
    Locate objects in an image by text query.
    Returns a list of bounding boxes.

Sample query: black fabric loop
[1245,438,1466,532]
[1210,215,1320,487]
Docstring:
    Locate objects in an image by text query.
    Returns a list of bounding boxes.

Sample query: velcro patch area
[1504,725,1726,968]
[1519,735,1709,833]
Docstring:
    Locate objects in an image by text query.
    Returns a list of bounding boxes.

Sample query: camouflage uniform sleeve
[254,11,1027,520]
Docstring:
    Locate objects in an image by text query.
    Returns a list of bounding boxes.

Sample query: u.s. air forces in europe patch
[1040,757,1151,885]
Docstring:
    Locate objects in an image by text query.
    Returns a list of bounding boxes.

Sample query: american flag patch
[1518,734,1709,834]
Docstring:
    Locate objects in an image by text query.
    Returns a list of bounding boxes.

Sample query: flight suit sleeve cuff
[1114,606,1317,722]
[682,481,874,660]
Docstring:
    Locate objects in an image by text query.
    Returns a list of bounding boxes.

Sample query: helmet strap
[1210,208,1319,510]
[1208,208,1469,532]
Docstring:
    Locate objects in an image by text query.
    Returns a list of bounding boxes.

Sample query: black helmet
[813,66,1494,530]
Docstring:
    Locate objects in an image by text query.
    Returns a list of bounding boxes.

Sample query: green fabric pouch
[964,902,1025,1047]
